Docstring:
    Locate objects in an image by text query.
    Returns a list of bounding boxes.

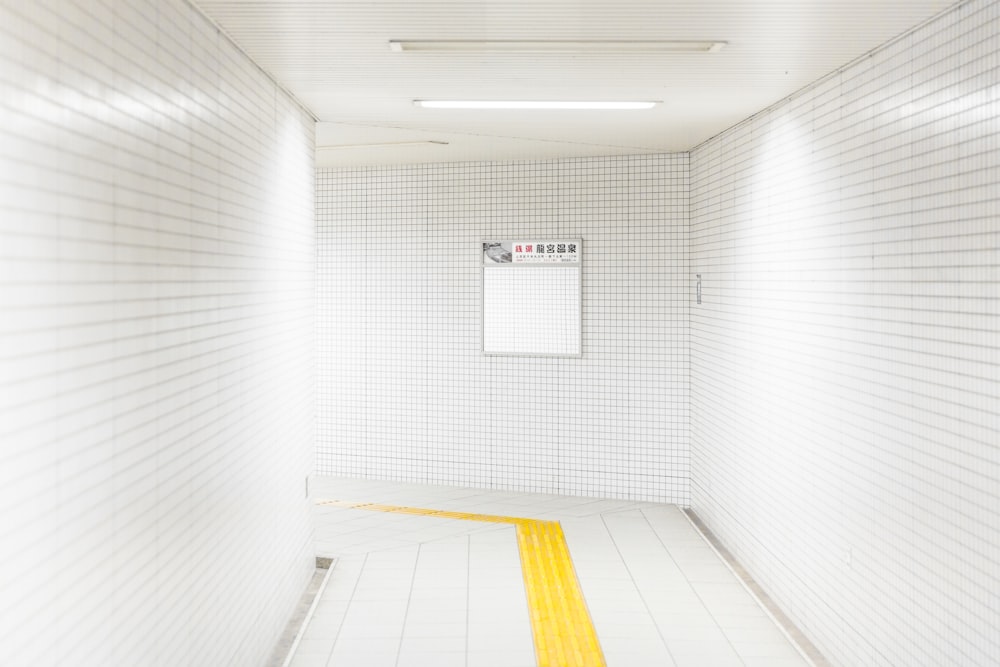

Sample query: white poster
[482,240,582,357]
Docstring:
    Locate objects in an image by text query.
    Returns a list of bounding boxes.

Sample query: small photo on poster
[483,242,512,263]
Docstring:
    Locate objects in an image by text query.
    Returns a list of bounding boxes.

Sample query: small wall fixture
[413,101,659,110]
[390,40,726,53]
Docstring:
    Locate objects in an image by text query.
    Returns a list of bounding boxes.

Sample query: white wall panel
[690,0,1000,664]
[317,155,689,503]
[0,1,316,665]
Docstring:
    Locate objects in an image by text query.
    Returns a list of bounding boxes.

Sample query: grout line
[600,512,679,666]
[324,553,368,667]
[393,544,420,667]
[279,562,337,667]
[681,509,828,667]
[464,533,471,667]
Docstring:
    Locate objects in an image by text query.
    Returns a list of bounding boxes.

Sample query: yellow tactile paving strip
[316,499,606,667]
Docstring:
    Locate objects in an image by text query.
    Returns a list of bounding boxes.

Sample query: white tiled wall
[690,0,1000,665]
[317,155,689,503]
[0,1,315,665]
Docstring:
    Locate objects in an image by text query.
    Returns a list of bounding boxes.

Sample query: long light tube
[390,40,726,53]
[413,100,659,110]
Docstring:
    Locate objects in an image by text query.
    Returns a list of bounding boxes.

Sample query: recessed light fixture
[413,101,659,110]
[390,40,726,54]
[317,140,449,150]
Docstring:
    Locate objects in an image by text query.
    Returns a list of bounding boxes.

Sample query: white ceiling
[194,0,956,167]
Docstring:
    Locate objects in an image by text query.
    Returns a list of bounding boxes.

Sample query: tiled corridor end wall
[317,156,690,504]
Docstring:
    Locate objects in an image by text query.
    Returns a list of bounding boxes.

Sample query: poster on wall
[482,240,582,357]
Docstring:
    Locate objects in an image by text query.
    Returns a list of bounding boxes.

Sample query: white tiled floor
[289,477,812,667]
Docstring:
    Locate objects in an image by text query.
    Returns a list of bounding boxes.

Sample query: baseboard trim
[682,509,831,667]
[268,557,336,667]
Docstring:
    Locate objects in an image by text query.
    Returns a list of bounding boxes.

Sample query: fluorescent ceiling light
[317,140,449,150]
[414,101,658,110]
[390,40,726,53]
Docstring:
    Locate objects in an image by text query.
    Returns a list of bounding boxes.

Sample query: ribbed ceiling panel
[194,0,958,165]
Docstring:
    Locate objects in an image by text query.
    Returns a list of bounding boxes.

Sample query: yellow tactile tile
[316,499,606,667]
